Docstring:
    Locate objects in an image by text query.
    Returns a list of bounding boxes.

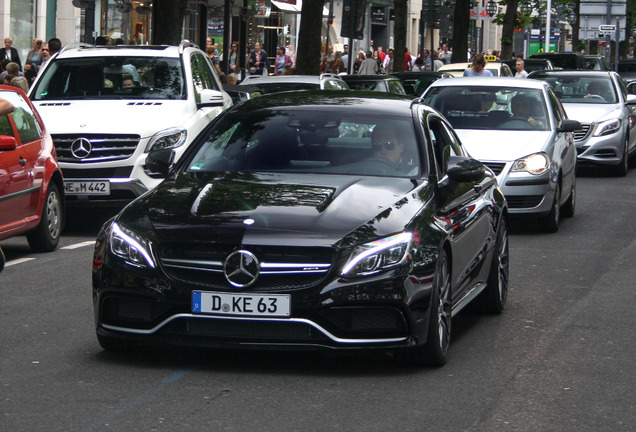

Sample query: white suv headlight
[593,119,621,137]
[145,127,187,152]
[109,222,156,268]
[511,152,549,175]
[341,232,412,276]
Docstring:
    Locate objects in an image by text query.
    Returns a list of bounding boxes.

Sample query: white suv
[28,42,232,207]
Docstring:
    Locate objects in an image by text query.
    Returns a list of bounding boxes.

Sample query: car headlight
[593,119,621,137]
[341,232,412,276]
[109,222,156,268]
[145,127,187,152]
[511,152,549,175]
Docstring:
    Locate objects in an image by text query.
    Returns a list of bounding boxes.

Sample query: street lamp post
[521,1,533,57]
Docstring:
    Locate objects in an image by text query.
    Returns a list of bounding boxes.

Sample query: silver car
[239,73,350,93]
[422,77,580,232]
[528,70,636,176]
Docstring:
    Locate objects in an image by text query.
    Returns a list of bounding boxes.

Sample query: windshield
[186,108,422,178]
[424,86,550,131]
[540,76,617,104]
[30,56,185,100]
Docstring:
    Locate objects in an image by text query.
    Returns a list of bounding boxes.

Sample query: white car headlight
[145,127,187,152]
[511,152,549,175]
[593,119,621,137]
[341,232,412,276]
[109,222,156,268]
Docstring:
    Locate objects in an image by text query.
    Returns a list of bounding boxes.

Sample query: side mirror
[558,119,583,133]
[0,135,17,151]
[626,93,636,104]
[446,155,486,183]
[145,148,174,178]
[199,89,226,107]
[627,82,636,96]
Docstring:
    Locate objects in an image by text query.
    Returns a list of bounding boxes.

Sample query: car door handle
[19,157,27,165]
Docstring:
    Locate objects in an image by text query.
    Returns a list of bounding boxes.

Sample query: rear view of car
[0,86,64,253]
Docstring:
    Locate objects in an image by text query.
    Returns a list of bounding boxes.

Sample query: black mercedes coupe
[92,91,509,366]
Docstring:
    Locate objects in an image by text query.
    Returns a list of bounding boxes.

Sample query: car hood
[118,172,427,248]
[32,100,194,138]
[454,130,552,161]
[561,103,623,123]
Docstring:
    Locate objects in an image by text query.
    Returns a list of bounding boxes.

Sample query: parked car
[27,42,233,208]
[384,71,453,96]
[340,74,407,94]
[616,60,636,83]
[92,91,509,366]
[437,61,513,77]
[0,85,64,254]
[584,55,609,71]
[222,84,262,104]
[421,77,579,232]
[239,73,350,93]
[502,58,554,75]
[528,70,636,176]
[530,52,586,70]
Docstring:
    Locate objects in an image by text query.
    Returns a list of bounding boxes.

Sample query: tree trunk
[451,0,471,63]
[500,0,519,60]
[296,0,325,75]
[393,0,408,72]
[152,0,189,45]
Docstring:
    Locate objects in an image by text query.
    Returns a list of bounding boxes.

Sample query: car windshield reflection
[187,110,422,178]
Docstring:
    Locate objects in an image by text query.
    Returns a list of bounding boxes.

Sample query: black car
[503,58,554,74]
[530,52,586,70]
[389,71,453,96]
[92,91,509,366]
[341,74,407,94]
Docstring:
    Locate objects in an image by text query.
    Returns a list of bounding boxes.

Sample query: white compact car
[28,42,232,207]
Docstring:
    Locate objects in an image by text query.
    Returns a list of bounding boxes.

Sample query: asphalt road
[1,167,635,432]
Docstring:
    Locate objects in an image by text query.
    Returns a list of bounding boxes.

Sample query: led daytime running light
[111,223,156,268]
[341,232,413,275]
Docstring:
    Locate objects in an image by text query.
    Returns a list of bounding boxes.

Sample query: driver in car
[510,94,544,128]
[371,124,405,166]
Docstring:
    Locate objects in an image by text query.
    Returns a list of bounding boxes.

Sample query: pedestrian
[38,41,51,72]
[439,44,452,64]
[432,50,444,71]
[384,48,394,73]
[412,56,425,72]
[353,50,365,74]
[514,59,528,78]
[0,37,21,71]
[358,50,379,74]
[249,41,269,76]
[463,53,493,76]
[26,38,43,70]
[330,51,345,74]
[423,49,432,71]
[404,47,413,71]
[274,46,293,74]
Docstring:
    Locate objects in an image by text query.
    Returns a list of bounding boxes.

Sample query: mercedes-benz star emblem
[70,138,92,159]
[224,250,260,288]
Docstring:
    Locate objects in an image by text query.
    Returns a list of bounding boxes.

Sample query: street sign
[599,25,616,32]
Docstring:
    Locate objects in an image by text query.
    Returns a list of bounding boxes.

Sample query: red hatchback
[0,85,64,258]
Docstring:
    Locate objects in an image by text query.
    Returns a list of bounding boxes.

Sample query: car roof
[53,44,186,59]
[426,76,548,89]
[230,90,415,114]
[240,74,343,85]
[341,74,401,81]
[529,70,614,78]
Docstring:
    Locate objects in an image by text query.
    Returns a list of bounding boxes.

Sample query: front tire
[411,250,452,367]
[27,184,62,252]
[538,183,560,233]
[613,138,629,177]
[476,221,509,313]
[561,179,576,218]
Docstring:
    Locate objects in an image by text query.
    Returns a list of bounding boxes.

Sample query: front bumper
[574,125,626,167]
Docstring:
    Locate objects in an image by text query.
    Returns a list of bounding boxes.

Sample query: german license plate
[64,180,110,196]
[192,291,291,317]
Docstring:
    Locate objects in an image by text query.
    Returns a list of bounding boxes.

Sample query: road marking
[6,258,36,267]
[61,241,96,250]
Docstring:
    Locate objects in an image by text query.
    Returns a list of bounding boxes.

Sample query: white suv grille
[52,134,140,163]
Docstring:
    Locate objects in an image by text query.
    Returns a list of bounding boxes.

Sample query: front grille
[53,134,140,163]
[158,244,334,291]
[62,166,133,179]
[483,162,507,176]
[573,124,591,142]
[505,195,543,209]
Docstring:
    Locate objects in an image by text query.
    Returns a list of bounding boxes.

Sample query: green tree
[296,0,325,74]
[152,0,189,45]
